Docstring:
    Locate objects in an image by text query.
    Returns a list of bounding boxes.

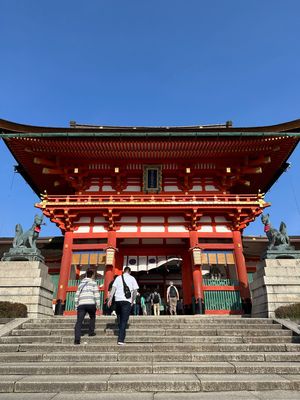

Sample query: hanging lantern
[105,247,116,266]
[192,247,202,266]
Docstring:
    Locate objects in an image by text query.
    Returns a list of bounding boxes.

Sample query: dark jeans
[115,300,132,343]
[74,304,96,343]
[133,303,140,316]
[104,297,116,315]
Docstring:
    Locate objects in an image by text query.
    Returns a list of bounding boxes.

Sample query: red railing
[39,193,264,205]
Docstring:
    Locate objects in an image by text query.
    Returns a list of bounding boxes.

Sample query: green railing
[247,272,254,283]
[204,290,242,311]
[203,278,240,286]
[202,278,242,311]
[50,274,59,299]
[67,279,104,287]
[65,279,104,312]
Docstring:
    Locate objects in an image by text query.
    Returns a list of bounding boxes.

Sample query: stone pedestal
[261,249,300,260]
[250,258,300,318]
[1,246,44,263]
[0,261,54,318]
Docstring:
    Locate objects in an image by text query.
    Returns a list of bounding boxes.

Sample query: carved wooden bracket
[185,209,203,231]
[103,209,120,231]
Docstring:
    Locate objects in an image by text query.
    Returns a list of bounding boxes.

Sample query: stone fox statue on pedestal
[261,213,291,250]
[13,215,44,251]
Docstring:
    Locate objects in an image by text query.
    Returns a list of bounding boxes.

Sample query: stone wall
[0,261,54,318]
[250,258,300,318]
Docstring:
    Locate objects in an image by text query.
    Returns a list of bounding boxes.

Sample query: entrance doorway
[123,254,184,315]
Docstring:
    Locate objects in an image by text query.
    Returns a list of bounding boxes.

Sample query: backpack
[153,293,160,304]
[169,286,177,298]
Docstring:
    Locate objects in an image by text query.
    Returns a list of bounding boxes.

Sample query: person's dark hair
[86,270,94,278]
[123,266,131,273]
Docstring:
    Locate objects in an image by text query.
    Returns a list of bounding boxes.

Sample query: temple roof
[1,118,299,196]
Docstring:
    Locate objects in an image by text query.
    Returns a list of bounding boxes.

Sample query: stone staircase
[0,316,300,395]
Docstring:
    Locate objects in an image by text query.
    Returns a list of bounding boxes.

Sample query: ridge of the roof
[1,117,300,134]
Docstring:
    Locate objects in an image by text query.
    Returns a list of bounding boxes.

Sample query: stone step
[2,391,300,400]
[0,361,237,375]
[22,317,277,323]
[231,362,300,374]
[242,336,300,344]
[12,329,218,336]
[28,317,274,324]
[11,330,53,336]
[21,322,282,330]
[0,336,63,344]
[1,361,300,375]
[23,318,275,325]
[196,374,300,392]
[0,345,19,353]
[265,352,300,362]
[0,352,263,363]
[12,342,297,353]
[10,328,290,337]
[1,374,299,392]
[18,343,153,352]
[286,344,300,352]
[43,335,300,344]
[2,351,300,363]
[1,334,297,345]
[3,334,296,345]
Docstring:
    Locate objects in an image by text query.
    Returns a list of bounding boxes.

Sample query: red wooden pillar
[189,230,204,314]
[104,230,117,300]
[181,251,192,307]
[232,230,250,299]
[55,231,73,315]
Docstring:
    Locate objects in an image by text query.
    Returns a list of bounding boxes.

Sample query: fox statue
[261,213,291,250]
[13,215,44,251]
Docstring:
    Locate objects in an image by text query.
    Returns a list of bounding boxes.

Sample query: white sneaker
[117,342,125,345]
[111,311,117,316]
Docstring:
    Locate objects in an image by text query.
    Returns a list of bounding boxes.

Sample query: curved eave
[2,131,300,139]
[1,117,300,135]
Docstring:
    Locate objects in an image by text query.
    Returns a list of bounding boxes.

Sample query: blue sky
[0,0,300,238]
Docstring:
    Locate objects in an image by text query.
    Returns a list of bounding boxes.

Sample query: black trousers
[74,304,96,342]
[115,301,132,343]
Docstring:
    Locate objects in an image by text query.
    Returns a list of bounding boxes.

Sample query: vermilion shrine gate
[1,118,299,315]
